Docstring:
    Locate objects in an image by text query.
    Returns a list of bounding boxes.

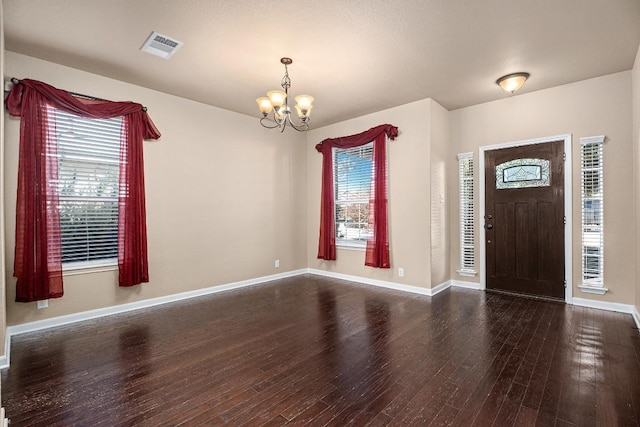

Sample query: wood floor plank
[1,275,638,426]
[427,403,459,427]
[521,303,563,412]
[446,296,532,411]
[450,297,530,424]
[514,406,538,426]
[285,400,329,425]
[492,382,527,427]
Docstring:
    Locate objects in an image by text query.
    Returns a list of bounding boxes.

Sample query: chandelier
[256,57,314,132]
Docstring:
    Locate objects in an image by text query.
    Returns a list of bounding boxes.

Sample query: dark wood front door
[485,141,565,299]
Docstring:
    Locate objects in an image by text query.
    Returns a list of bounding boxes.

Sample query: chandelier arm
[260,116,282,129]
[286,115,310,132]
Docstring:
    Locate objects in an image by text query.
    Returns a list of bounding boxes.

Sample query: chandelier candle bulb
[295,95,314,118]
[295,95,313,108]
[267,90,286,109]
[295,103,313,119]
[256,97,273,115]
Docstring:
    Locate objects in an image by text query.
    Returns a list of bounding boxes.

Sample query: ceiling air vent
[140,31,183,59]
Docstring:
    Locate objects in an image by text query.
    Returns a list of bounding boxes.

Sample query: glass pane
[495,158,550,189]
[53,107,122,264]
[503,165,541,182]
[335,202,371,241]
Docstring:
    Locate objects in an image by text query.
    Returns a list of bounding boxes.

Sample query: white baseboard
[430,280,452,295]
[451,280,481,290]
[2,268,307,368]
[0,324,10,369]
[572,297,635,313]
[572,297,640,328]
[306,269,451,296]
[632,306,640,331]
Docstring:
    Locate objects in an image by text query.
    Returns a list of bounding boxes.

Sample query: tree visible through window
[54,108,123,267]
[333,142,373,245]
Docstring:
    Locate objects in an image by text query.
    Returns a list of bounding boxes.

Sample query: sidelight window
[457,153,476,276]
[580,136,604,289]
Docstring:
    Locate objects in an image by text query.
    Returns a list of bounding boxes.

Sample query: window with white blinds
[457,153,476,275]
[52,107,122,268]
[580,136,604,286]
[333,142,374,246]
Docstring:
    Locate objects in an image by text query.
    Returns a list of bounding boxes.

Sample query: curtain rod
[9,78,147,112]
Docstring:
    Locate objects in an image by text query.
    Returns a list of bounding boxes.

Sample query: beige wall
[633,44,640,313]
[450,72,635,305]
[0,0,7,387]
[4,52,307,326]
[429,100,451,287]
[305,99,450,290]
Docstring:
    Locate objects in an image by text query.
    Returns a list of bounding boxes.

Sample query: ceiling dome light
[496,72,530,94]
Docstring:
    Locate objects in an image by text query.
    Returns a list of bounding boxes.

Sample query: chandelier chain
[281,64,291,92]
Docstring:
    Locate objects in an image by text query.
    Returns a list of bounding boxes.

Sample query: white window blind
[580,136,604,286]
[52,107,122,267]
[458,153,475,274]
[333,142,374,246]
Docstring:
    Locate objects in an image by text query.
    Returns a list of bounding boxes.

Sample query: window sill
[578,284,608,295]
[457,269,477,278]
[63,260,117,276]
[336,242,366,252]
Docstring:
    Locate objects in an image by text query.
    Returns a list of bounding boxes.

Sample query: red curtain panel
[315,124,398,268]
[5,79,161,301]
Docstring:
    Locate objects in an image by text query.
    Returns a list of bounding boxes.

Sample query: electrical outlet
[398,268,405,277]
[275,259,280,268]
[37,300,48,309]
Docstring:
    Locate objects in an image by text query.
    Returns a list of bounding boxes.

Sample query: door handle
[486,224,493,230]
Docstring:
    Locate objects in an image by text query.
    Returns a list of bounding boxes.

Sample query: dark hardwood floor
[2,274,640,426]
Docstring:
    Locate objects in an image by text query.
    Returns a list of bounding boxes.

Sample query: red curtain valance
[6,79,161,139]
[315,124,398,267]
[315,124,398,154]
[6,78,161,302]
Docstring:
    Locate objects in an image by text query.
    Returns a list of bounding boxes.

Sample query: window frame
[457,152,476,277]
[333,142,375,249]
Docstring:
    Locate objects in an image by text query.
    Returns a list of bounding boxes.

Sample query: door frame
[478,134,573,304]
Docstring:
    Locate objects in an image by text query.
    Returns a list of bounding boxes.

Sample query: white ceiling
[4,0,640,128]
